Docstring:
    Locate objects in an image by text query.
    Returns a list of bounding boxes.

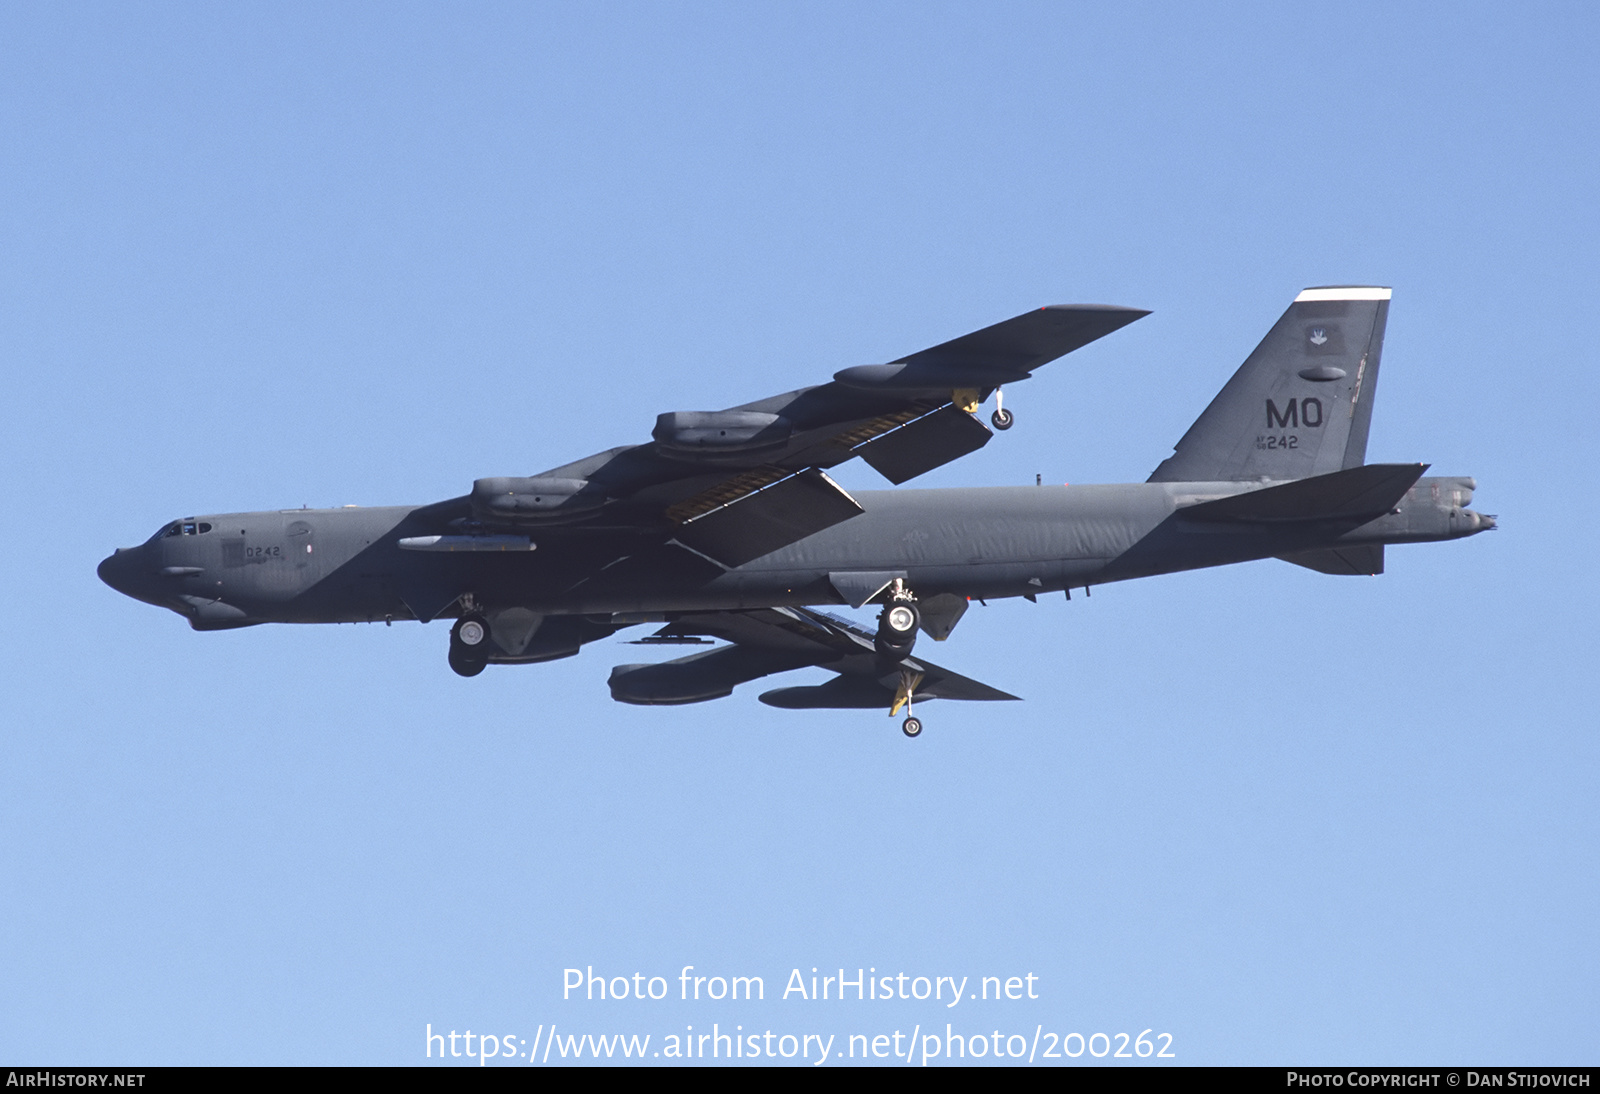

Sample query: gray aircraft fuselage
[97,475,1490,629]
[95,288,1496,722]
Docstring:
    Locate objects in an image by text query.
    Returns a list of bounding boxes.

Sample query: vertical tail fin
[1148,287,1391,483]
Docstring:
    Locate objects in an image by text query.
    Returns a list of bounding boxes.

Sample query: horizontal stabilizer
[671,468,863,568]
[1179,463,1427,524]
[856,404,993,484]
[1278,545,1385,575]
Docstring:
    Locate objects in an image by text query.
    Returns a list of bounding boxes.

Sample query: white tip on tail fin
[1293,286,1392,302]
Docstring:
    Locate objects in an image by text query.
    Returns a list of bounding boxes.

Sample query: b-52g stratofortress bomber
[99,287,1493,736]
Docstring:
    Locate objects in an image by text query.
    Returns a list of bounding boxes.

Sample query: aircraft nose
[98,547,140,597]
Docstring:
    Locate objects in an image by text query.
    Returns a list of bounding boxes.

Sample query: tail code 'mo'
[1148,286,1390,483]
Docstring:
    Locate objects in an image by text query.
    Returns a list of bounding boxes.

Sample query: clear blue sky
[3,1,1595,1066]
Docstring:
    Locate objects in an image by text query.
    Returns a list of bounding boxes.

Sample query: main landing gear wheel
[884,603,918,637]
[453,615,488,649]
[902,716,923,738]
[875,600,920,661]
[449,612,490,677]
[448,646,487,677]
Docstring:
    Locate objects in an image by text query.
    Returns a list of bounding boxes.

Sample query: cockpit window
[148,520,211,542]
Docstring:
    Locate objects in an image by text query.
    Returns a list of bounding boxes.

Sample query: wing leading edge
[445,305,1146,569]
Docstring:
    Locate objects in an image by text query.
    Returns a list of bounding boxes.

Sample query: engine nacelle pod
[652,411,792,456]
[471,477,606,523]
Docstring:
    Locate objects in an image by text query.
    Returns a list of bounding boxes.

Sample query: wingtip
[1039,304,1151,317]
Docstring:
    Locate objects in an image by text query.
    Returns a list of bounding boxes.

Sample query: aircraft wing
[606,606,1020,709]
[436,305,1146,568]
